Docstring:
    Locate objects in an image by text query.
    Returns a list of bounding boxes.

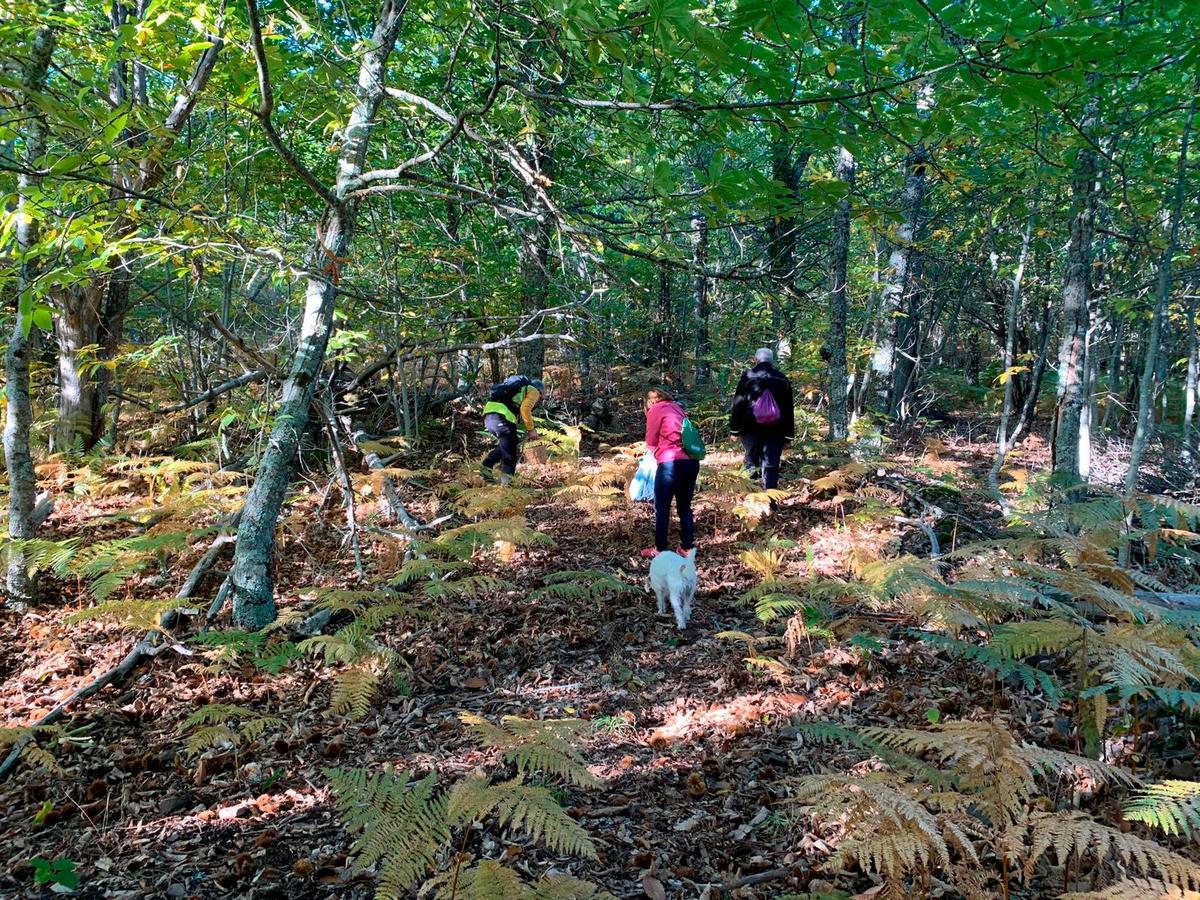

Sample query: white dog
[649,549,697,630]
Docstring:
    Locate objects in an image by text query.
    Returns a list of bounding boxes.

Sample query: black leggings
[482,413,519,475]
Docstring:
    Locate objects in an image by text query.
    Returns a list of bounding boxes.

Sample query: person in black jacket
[729,348,795,489]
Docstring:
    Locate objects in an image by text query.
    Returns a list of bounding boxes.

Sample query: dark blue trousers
[654,458,700,552]
[741,431,786,489]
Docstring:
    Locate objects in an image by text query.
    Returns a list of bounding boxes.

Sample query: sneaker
[640,548,659,558]
[676,546,692,556]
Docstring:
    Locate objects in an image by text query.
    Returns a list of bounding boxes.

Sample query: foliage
[327,716,604,900]
[793,720,1179,899]
[178,704,287,756]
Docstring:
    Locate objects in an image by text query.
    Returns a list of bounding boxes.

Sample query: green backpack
[680,416,706,461]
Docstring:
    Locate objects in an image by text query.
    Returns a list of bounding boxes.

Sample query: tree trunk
[1125,93,1194,494]
[693,206,710,388]
[516,124,553,380]
[988,212,1036,496]
[656,262,672,378]
[1184,296,1198,483]
[50,14,223,450]
[873,148,928,415]
[1052,96,1101,483]
[827,146,855,440]
[4,14,57,605]
[230,0,405,629]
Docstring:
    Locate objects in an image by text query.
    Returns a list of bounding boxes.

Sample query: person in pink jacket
[641,388,699,557]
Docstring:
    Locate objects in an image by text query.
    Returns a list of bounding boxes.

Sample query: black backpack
[488,375,531,411]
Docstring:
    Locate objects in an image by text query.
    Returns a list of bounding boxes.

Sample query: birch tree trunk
[1052,96,1101,483]
[827,146,855,440]
[4,14,57,605]
[516,122,553,380]
[872,148,928,415]
[230,0,406,629]
[1183,296,1198,483]
[1124,93,1194,494]
[988,212,1035,498]
[692,205,710,387]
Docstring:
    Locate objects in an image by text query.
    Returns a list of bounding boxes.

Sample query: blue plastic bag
[628,451,657,502]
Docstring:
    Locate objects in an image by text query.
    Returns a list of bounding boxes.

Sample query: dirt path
[0,437,1026,898]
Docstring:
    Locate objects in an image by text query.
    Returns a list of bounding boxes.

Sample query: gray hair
[754,347,773,364]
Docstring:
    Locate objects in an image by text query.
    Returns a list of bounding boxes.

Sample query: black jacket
[730,362,795,439]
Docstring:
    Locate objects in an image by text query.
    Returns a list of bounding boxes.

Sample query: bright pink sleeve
[645,405,660,448]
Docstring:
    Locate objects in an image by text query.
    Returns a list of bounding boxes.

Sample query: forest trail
[0,416,1055,899]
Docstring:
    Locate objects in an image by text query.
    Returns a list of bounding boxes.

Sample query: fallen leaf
[642,873,666,900]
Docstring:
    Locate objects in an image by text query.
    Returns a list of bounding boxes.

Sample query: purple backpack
[752,387,781,425]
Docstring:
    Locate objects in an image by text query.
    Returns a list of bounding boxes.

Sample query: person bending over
[482,375,543,483]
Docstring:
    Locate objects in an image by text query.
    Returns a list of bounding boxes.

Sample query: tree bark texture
[827,146,855,441]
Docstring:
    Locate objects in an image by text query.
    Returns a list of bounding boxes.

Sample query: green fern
[912,631,1060,697]
[178,704,285,756]
[461,714,596,787]
[423,574,515,600]
[1125,781,1200,838]
[529,570,637,604]
[325,767,450,900]
[447,775,596,857]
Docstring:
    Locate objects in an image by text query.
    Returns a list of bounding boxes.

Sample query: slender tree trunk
[1125,93,1194,494]
[231,0,405,628]
[50,13,223,450]
[656,262,672,377]
[692,205,710,387]
[827,146,855,440]
[873,148,928,415]
[4,15,57,605]
[1052,96,1101,483]
[1183,295,1198,484]
[989,213,1036,497]
[516,121,553,380]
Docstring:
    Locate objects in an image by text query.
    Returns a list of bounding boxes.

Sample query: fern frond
[423,575,515,600]
[448,776,595,858]
[1060,878,1200,899]
[531,873,618,900]
[913,631,1061,697]
[1125,781,1200,838]
[461,714,596,787]
[325,767,449,898]
[184,724,238,755]
[992,618,1084,658]
[448,860,527,900]
[1028,811,1200,889]
[331,665,381,720]
[179,704,260,730]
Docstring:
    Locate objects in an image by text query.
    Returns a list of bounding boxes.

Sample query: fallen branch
[157,369,268,414]
[342,332,574,395]
[0,519,240,782]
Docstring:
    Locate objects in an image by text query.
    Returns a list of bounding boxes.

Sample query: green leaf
[31,306,53,333]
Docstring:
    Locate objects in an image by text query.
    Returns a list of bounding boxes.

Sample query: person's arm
[519,387,540,431]
[729,373,749,433]
[645,405,660,449]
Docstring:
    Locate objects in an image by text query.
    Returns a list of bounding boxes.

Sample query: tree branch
[243,0,337,207]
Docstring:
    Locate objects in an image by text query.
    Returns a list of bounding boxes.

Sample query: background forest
[5,0,1200,897]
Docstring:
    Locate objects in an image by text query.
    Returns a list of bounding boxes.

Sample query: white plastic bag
[628,451,657,502]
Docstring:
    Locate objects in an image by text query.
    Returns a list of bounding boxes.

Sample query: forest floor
[0,410,1189,899]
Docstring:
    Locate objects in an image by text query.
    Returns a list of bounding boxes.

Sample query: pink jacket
[645,400,689,463]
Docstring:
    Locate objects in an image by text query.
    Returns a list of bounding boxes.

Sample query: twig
[0,518,240,781]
